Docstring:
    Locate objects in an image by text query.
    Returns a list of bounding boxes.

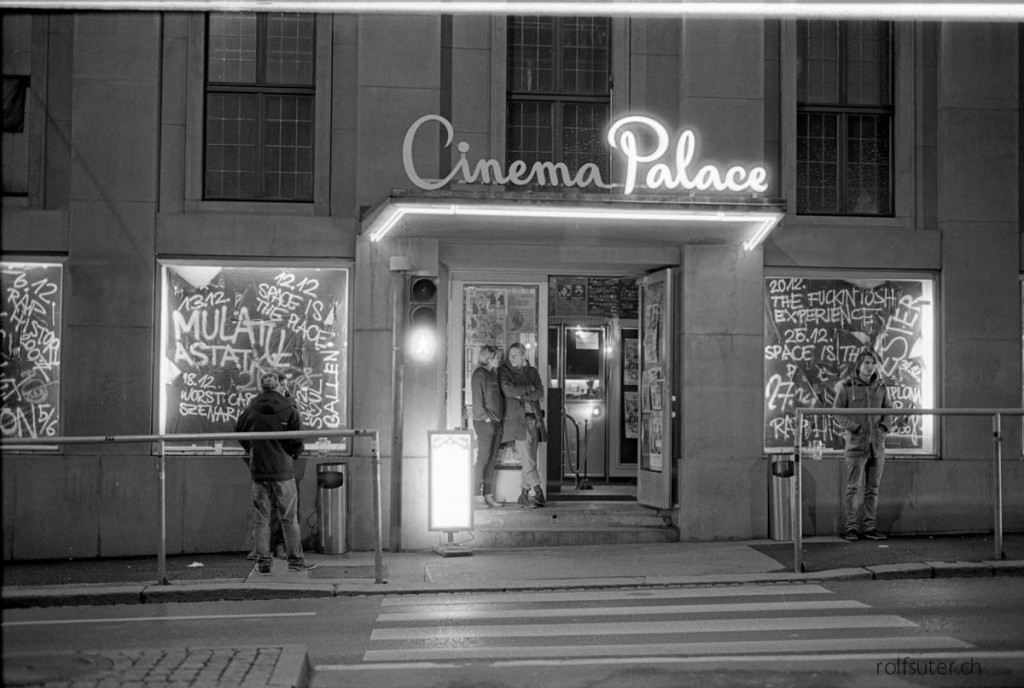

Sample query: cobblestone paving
[4,646,308,688]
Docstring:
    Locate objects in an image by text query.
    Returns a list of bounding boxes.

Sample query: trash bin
[316,462,347,554]
[769,454,795,541]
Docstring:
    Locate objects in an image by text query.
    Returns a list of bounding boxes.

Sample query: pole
[993,413,1004,561]
[371,430,385,583]
[792,409,803,574]
[389,267,408,552]
[158,440,169,585]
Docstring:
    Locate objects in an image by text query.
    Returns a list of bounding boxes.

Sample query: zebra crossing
[362,583,972,664]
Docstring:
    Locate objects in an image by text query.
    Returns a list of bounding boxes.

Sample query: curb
[4,562,1022,608]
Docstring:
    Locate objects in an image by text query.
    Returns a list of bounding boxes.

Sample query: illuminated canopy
[362,191,786,251]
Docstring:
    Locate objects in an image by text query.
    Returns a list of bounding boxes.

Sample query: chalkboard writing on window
[161,265,350,452]
[1,262,62,440]
[763,276,935,454]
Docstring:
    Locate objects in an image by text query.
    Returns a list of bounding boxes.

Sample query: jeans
[843,448,885,531]
[251,478,304,565]
[473,419,502,495]
[517,416,542,491]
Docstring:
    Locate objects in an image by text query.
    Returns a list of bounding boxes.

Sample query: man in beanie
[833,349,892,542]
[235,370,316,574]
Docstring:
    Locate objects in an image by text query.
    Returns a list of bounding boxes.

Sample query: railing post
[371,430,385,584]
[158,440,169,585]
[993,413,1004,561]
[793,409,803,574]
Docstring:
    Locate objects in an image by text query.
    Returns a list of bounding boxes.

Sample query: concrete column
[936,23,1020,459]
[677,244,767,539]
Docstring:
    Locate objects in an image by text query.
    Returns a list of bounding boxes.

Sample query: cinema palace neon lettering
[403,114,769,195]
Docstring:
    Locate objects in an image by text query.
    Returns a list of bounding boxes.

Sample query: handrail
[791,407,1023,574]
[1,428,385,585]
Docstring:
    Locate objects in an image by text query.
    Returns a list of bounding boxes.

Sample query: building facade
[2,10,1022,559]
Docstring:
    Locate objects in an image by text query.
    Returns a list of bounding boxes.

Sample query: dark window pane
[561,17,610,94]
[798,19,838,104]
[846,114,890,214]
[263,95,314,200]
[846,20,891,106]
[796,113,839,213]
[562,102,608,178]
[507,100,553,165]
[265,13,315,86]
[205,93,258,199]
[508,16,555,93]
[207,13,257,84]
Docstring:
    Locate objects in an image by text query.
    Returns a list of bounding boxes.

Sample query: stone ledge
[865,562,934,579]
[983,559,1024,576]
[926,561,993,578]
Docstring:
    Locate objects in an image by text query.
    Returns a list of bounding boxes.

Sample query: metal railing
[791,407,1022,574]
[0,429,385,585]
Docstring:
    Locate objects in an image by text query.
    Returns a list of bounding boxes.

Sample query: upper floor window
[797,20,892,215]
[506,16,611,185]
[204,12,315,202]
[2,13,32,199]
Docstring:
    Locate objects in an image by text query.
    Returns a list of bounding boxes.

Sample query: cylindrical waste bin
[768,454,794,541]
[316,462,347,554]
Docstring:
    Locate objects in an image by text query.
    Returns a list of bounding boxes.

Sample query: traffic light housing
[407,276,438,361]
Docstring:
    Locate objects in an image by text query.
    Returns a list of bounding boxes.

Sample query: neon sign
[402,114,769,195]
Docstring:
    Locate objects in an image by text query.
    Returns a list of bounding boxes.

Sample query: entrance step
[468,501,679,548]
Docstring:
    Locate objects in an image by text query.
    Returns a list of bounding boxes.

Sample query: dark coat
[833,372,891,460]
[498,360,544,441]
[471,365,504,423]
[234,391,303,481]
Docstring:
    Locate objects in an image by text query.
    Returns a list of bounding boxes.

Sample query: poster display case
[763,273,936,455]
[159,262,351,453]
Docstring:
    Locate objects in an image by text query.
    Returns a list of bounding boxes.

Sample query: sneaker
[843,529,859,541]
[288,560,318,572]
[862,530,887,541]
[483,493,502,508]
[256,561,272,575]
[273,544,288,559]
[531,486,547,507]
[517,490,538,509]
[246,549,259,561]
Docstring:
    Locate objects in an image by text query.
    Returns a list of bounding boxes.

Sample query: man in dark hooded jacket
[833,349,892,542]
[235,370,316,574]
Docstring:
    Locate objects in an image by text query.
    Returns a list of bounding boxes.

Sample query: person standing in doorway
[499,342,547,509]
[471,345,504,508]
[235,370,317,574]
[833,349,892,542]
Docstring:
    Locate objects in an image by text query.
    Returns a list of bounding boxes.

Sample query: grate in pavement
[308,565,390,579]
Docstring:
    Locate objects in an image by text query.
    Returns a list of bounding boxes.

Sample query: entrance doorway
[547,319,638,502]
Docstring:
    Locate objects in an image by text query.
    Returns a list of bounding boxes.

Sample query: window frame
[504,15,614,183]
[782,20,914,228]
[184,13,331,215]
[796,19,894,217]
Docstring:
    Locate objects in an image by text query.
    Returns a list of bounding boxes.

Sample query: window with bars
[506,16,611,186]
[797,20,893,216]
[204,12,314,202]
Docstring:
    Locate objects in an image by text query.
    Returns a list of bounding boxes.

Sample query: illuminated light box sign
[403,114,769,195]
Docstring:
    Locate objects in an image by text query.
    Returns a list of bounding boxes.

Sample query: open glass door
[637,269,673,509]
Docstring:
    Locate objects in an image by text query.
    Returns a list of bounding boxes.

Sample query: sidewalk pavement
[4,533,1022,608]
[4,534,1022,688]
